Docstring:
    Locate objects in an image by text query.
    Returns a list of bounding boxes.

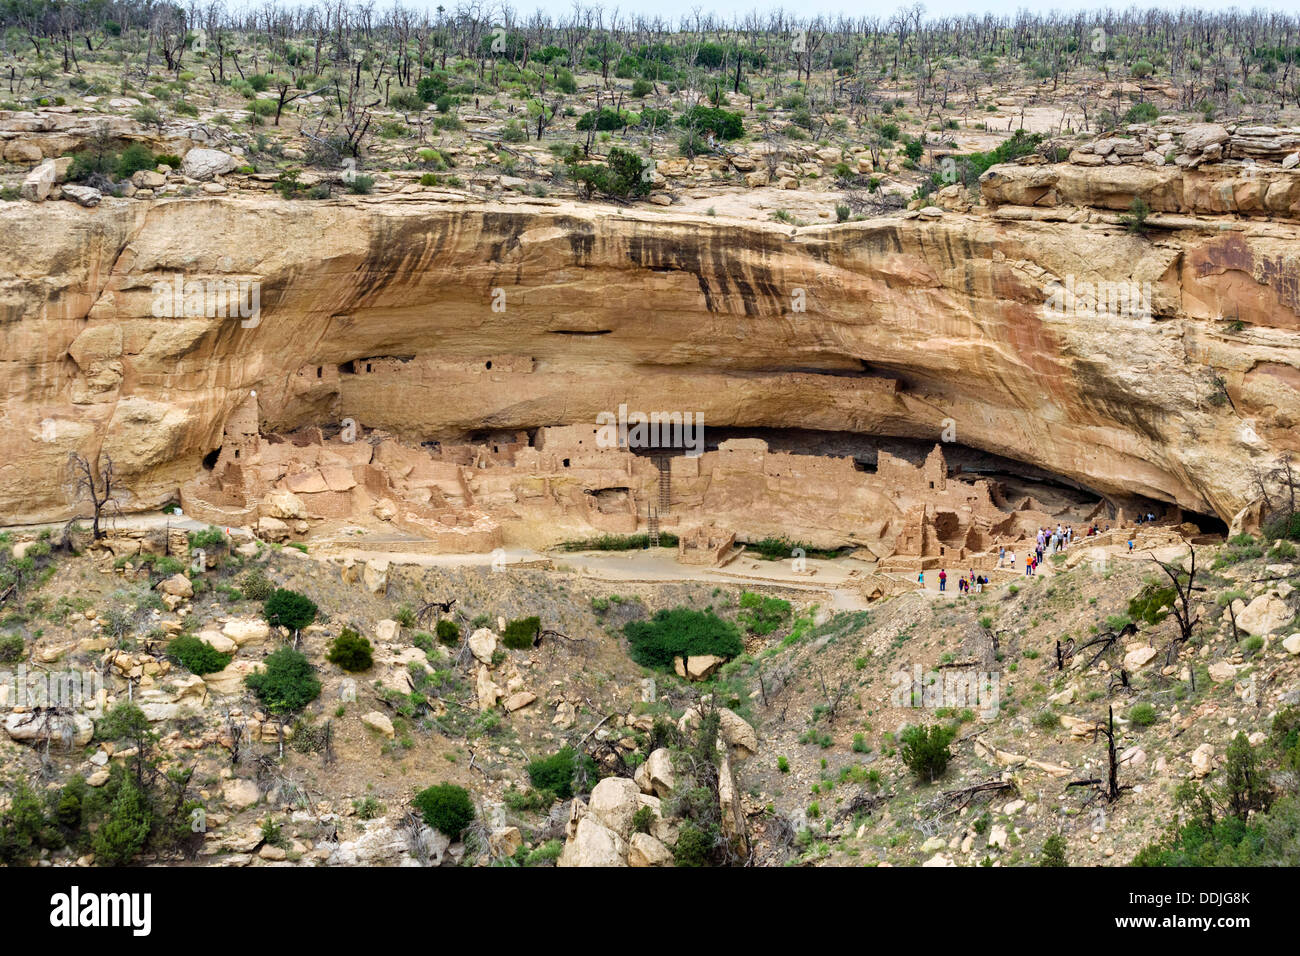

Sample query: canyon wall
[1,192,1297,526]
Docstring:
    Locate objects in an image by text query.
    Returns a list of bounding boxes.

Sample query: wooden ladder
[656,454,671,515]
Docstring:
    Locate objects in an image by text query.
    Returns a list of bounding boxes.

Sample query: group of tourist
[927,568,990,593]
[915,512,1158,595]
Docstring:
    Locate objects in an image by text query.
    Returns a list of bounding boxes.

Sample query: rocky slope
[2,183,1298,527]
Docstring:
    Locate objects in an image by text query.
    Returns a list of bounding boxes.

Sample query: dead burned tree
[1055,637,1076,670]
[755,658,796,708]
[223,712,247,768]
[1075,619,1136,670]
[817,669,854,722]
[1150,546,1204,648]
[415,598,456,627]
[1069,706,1132,804]
[65,451,125,541]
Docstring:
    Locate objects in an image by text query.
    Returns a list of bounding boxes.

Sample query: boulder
[1181,123,1230,153]
[587,776,642,839]
[202,658,264,694]
[4,711,93,748]
[158,573,193,598]
[131,169,167,189]
[222,778,261,810]
[326,816,450,866]
[263,490,306,519]
[558,815,627,867]
[181,148,240,180]
[468,627,498,664]
[257,515,291,542]
[673,653,725,681]
[718,707,759,756]
[687,654,725,680]
[488,826,523,857]
[978,164,1058,206]
[627,832,673,867]
[552,700,576,729]
[1123,646,1158,671]
[20,161,56,202]
[222,618,270,646]
[61,184,102,207]
[503,691,536,712]
[1207,661,1238,683]
[199,630,237,654]
[361,711,395,738]
[4,140,44,164]
[1191,743,1215,778]
[1236,594,1292,635]
[645,747,676,797]
[375,619,400,643]
[1283,633,1300,655]
[476,665,503,710]
[362,558,388,594]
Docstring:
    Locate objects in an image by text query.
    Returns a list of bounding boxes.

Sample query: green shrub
[346,174,375,194]
[503,787,556,812]
[326,627,374,671]
[559,532,678,551]
[263,588,317,632]
[1040,833,1068,866]
[436,619,461,646]
[389,90,424,112]
[168,634,232,675]
[632,805,656,834]
[524,839,564,865]
[115,142,157,179]
[736,591,791,635]
[0,634,24,663]
[501,616,540,650]
[1121,197,1151,236]
[1122,101,1160,124]
[678,105,744,139]
[1128,582,1176,625]
[239,569,274,601]
[417,72,449,102]
[413,783,475,838]
[245,647,321,714]
[623,608,743,671]
[188,526,227,550]
[92,778,152,866]
[576,106,629,131]
[0,779,60,865]
[1128,703,1158,727]
[526,746,598,800]
[673,821,714,866]
[899,724,956,783]
[568,146,652,200]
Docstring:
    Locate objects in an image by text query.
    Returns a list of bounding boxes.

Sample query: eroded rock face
[2,197,1297,525]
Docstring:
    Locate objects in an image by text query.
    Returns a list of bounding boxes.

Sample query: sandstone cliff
[1,193,1297,526]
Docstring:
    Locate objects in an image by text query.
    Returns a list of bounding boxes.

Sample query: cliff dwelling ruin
[176,380,1203,588]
